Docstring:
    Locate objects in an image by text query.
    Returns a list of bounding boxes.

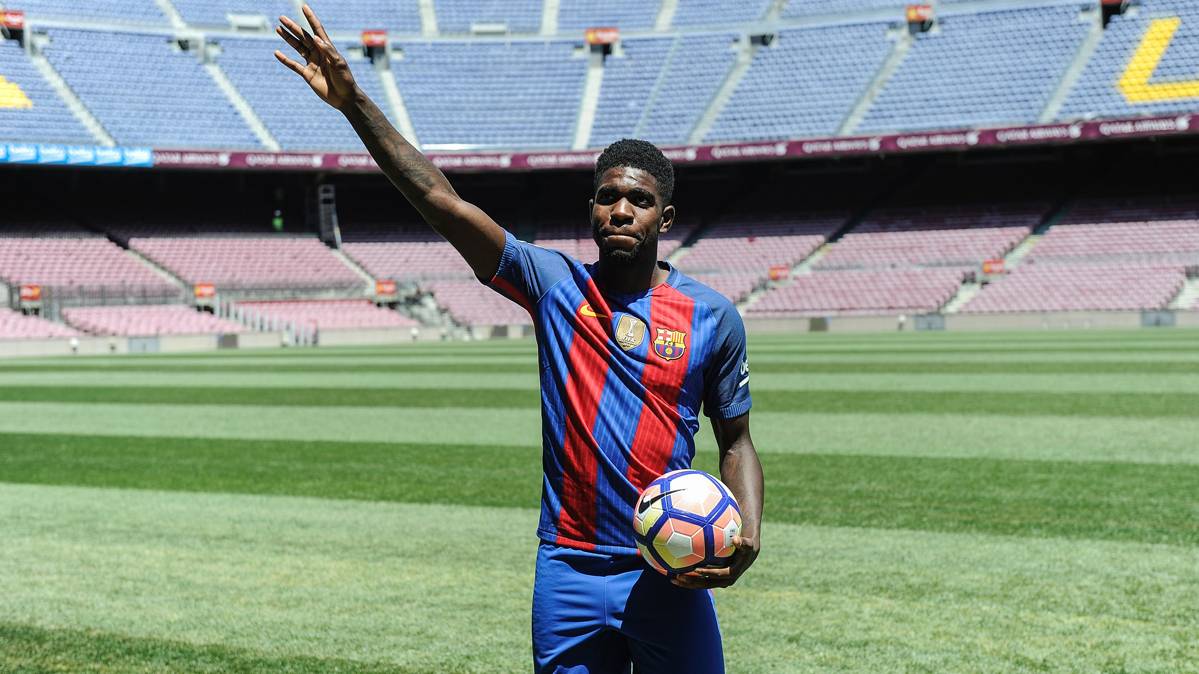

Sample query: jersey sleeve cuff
[482,230,518,287]
[707,399,752,419]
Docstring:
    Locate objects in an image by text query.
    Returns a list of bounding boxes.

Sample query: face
[590,166,675,267]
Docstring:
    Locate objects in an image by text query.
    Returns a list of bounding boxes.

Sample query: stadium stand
[0,235,180,299]
[673,0,772,27]
[961,263,1186,312]
[216,36,392,150]
[128,236,363,292]
[748,267,970,316]
[0,40,95,145]
[587,37,674,148]
[557,0,660,32]
[1027,199,1199,266]
[424,279,532,326]
[342,235,475,281]
[394,40,587,150]
[780,0,906,19]
[636,33,738,146]
[5,0,165,24]
[234,300,419,330]
[858,6,1091,133]
[706,22,894,142]
[0,307,79,339]
[170,0,299,28]
[1059,0,1199,121]
[687,272,763,304]
[312,0,422,33]
[41,29,262,149]
[436,0,543,34]
[61,304,247,336]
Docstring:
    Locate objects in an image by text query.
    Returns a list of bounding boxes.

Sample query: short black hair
[594,139,675,206]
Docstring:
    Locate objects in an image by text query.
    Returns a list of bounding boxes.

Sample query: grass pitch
[0,330,1197,673]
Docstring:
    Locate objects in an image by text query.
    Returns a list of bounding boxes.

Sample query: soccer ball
[632,469,742,576]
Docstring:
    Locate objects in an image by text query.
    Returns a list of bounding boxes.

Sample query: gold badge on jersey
[615,314,647,351]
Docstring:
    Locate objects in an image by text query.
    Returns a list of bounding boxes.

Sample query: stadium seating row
[3,2,1198,150]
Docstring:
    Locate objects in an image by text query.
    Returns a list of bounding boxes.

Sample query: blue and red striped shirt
[487,232,752,554]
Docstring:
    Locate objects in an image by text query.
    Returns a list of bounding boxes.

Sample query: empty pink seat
[748,268,969,316]
[961,263,1186,312]
[61,304,246,336]
[0,308,80,339]
[424,280,531,326]
[0,237,179,297]
[236,300,419,331]
[130,237,362,291]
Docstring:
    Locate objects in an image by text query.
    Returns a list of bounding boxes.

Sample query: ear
[659,204,676,235]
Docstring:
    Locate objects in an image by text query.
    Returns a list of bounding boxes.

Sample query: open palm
[275,5,357,111]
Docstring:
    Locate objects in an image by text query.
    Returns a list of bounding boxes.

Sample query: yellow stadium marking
[1118,17,1199,103]
[0,75,33,109]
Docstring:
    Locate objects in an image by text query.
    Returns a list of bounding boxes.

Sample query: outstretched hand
[274,4,357,111]
[670,534,759,591]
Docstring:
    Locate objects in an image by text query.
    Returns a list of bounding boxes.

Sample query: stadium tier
[1026,198,1199,266]
[675,216,838,274]
[747,268,970,317]
[858,5,1092,133]
[0,236,180,298]
[4,0,165,24]
[394,40,586,150]
[2,1,1199,150]
[234,300,419,331]
[0,40,94,145]
[424,279,532,326]
[343,237,474,281]
[216,36,392,150]
[128,237,363,292]
[557,0,659,32]
[61,304,247,336]
[170,0,299,28]
[0,306,79,338]
[41,29,262,149]
[706,22,894,142]
[961,263,1187,312]
[436,0,542,34]
[1059,0,1199,121]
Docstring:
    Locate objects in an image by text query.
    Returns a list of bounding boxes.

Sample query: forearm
[720,439,763,539]
[340,89,460,222]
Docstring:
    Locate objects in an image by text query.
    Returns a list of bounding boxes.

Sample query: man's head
[590,139,676,267]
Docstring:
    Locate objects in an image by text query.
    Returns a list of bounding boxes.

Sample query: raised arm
[673,413,762,590]
[275,4,505,280]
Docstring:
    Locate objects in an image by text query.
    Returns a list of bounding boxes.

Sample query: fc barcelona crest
[615,314,647,351]
[653,327,687,361]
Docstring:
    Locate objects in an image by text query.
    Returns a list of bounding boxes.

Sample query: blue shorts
[532,542,724,674]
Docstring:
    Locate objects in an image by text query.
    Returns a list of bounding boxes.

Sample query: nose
[611,197,635,224]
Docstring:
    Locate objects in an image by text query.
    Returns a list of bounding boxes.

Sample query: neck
[595,248,668,295]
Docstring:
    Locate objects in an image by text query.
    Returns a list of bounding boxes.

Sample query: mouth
[601,233,639,248]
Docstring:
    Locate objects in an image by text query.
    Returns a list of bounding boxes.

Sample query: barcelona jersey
[486,231,752,555]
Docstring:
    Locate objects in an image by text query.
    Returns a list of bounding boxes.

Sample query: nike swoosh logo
[579,303,601,318]
[637,488,685,516]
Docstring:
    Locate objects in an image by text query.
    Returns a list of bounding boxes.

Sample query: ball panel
[633,470,743,575]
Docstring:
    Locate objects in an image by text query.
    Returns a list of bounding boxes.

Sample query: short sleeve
[484,231,571,314]
[703,305,752,419]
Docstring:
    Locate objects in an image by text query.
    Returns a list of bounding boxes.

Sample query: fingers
[302,4,333,45]
[279,16,315,52]
[276,25,306,57]
[274,50,307,77]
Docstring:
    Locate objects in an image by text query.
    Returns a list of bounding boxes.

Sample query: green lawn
[1,330,1197,673]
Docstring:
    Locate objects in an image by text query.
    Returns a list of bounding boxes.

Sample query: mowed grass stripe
[3,433,1196,545]
[5,370,1199,395]
[0,623,441,674]
[2,403,1196,465]
[6,359,1199,375]
[3,385,1194,418]
[2,484,1195,673]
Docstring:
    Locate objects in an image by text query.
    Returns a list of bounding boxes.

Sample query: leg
[532,543,632,674]
[609,559,724,674]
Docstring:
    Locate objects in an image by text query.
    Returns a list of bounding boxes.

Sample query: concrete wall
[317,327,440,346]
[744,311,1188,334]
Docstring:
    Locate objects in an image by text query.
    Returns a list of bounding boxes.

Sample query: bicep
[424,192,507,281]
[710,413,752,458]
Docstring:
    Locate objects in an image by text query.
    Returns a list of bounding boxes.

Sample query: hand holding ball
[632,470,742,576]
